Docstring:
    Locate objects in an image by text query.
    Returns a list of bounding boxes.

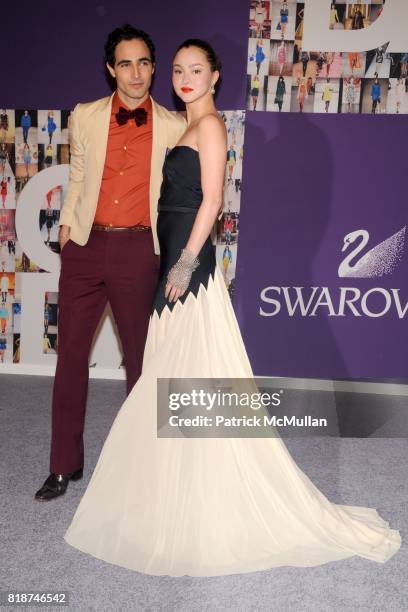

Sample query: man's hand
[59,225,71,251]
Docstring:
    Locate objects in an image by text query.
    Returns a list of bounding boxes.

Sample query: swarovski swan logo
[260,225,407,318]
[338,226,406,278]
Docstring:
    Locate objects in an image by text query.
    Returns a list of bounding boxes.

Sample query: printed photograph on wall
[39,209,60,246]
[15,242,40,273]
[290,76,316,112]
[15,110,38,191]
[360,77,389,113]
[0,238,15,272]
[216,243,237,300]
[313,78,341,113]
[248,38,270,78]
[0,109,15,143]
[249,0,272,39]
[270,0,297,41]
[43,291,58,355]
[340,76,362,112]
[37,110,61,146]
[245,0,403,114]
[266,75,291,111]
[386,77,408,114]
[270,40,294,77]
[217,212,239,245]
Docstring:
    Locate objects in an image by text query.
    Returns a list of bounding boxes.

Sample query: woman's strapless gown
[64,146,401,576]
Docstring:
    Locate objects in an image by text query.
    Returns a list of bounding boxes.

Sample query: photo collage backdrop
[0,108,245,367]
[246,1,408,114]
[0,109,69,364]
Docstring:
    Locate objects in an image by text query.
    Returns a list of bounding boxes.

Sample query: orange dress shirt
[94,92,153,227]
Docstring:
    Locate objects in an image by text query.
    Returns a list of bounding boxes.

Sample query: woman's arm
[165,114,227,302]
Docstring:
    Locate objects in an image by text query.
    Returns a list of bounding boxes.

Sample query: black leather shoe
[34,468,83,501]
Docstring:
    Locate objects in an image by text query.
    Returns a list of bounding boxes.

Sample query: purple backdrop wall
[234,112,408,379]
[4,0,248,110]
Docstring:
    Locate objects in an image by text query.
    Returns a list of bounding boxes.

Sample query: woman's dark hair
[175,39,222,73]
[104,24,156,67]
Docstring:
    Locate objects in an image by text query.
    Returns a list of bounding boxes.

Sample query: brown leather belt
[92,224,151,232]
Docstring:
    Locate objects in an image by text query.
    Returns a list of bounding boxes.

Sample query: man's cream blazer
[59,93,186,255]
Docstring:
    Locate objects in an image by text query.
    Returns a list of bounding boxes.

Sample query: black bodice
[152,146,216,316]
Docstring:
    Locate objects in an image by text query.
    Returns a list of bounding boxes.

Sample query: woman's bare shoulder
[197,113,227,144]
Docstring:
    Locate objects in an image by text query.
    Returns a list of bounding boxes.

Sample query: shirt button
[114,199,119,204]
[123,145,127,150]
[119,171,124,176]
[109,223,113,227]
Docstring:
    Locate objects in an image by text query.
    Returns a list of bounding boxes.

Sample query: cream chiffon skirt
[64,266,401,576]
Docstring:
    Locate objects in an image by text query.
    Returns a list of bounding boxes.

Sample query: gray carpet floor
[0,375,407,612]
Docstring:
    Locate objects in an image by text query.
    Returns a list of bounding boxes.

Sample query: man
[35,25,186,501]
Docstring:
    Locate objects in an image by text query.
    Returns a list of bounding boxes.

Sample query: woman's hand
[165,248,200,303]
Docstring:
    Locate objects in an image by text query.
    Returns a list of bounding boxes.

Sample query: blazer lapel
[150,96,167,189]
[94,92,114,173]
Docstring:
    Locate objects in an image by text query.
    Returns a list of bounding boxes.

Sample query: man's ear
[106,62,116,79]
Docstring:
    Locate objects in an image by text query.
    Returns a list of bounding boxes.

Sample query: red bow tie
[115,106,148,127]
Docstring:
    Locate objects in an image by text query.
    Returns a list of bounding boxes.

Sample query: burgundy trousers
[49,229,159,474]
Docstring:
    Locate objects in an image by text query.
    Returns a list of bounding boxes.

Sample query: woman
[0,110,8,142]
[277,40,286,75]
[297,77,307,112]
[250,74,260,110]
[254,0,266,38]
[64,39,400,577]
[279,0,289,36]
[374,45,385,76]
[255,39,265,75]
[344,76,356,113]
[300,49,309,77]
[45,208,55,243]
[227,145,237,179]
[274,75,286,111]
[351,6,364,30]
[324,52,334,78]
[371,77,381,114]
[222,243,233,283]
[0,240,8,271]
[22,143,31,178]
[44,143,53,168]
[0,304,8,334]
[0,143,8,174]
[44,303,50,335]
[46,111,57,144]
[1,177,7,208]
[322,79,334,113]
[0,273,8,304]
[348,51,361,75]
[329,3,339,29]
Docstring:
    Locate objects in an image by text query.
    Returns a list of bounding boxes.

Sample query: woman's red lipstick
[181,87,194,92]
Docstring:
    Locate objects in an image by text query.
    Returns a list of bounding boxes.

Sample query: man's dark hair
[104,24,156,68]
